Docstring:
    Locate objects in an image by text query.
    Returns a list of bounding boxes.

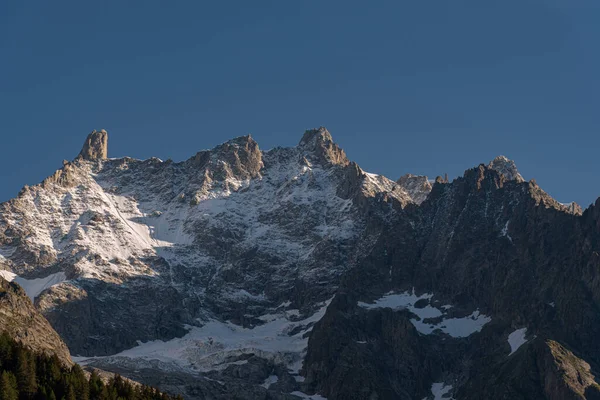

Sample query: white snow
[261,375,279,389]
[76,297,333,374]
[290,392,328,400]
[361,169,414,205]
[411,310,490,338]
[0,270,17,281]
[0,139,413,305]
[15,273,67,301]
[0,139,432,385]
[430,382,453,400]
[358,290,490,338]
[501,220,512,242]
[507,328,528,355]
[0,270,66,301]
[358,290,442,319]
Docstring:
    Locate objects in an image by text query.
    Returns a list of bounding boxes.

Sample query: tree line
[0,331,184,400]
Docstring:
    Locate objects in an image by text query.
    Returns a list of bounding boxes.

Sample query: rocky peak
[78,129,108,161]
[488,155,524,182]
[299,127,349,167]
[396,174,432,204]
[561,201,583,216]
[300,126,334,145]
[190,135,263,182]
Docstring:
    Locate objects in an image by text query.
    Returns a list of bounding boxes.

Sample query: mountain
[0,275,72,365]
[0,127,597,399]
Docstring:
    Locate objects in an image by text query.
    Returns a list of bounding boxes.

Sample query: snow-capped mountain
[1,127,598,400]
[0,128,424,398]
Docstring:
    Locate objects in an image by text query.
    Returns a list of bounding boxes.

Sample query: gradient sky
[1,1,599,206]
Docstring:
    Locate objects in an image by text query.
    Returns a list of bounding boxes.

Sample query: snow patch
[0,270,17,281]
[358,290,441,319]
[501,220,512,242]
[359,290,490,338]
[261,375,279,389]
[508,328,528,355]
[14,272,67,301]
[290,392,328,400]
[430,382,453,400]
[77,298,333,374]
[0,270,66,301]
[412,310,490,338]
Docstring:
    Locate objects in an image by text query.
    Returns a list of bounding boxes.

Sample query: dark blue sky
[1,1,598,206]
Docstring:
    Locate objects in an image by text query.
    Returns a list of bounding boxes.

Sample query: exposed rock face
[299,127,349,166]
[396,173,432,204]
[0,128,405,353]
[42,161,81,188]
[303,161,600,399]
[488,155,524,182]
[78,129,108,161]
[459,339,600,400]
[303,293,434,400]
[1,127,599,399]
[0,276,72,365]
[562,201,584,216]
[191,135,262,180]
[541,340,600,399]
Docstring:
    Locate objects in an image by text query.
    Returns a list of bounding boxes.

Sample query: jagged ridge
[0,127,596,400]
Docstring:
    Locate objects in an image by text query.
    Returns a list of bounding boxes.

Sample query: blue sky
[1,1,599,206]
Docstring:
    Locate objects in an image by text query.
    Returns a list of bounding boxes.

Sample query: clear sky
[1,1,598,206]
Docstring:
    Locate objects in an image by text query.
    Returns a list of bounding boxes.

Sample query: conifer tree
[89,370,103,400]
[66,385,76,400]
[15,347,36,399]
[0,370,19,400]
[0,330,180,400]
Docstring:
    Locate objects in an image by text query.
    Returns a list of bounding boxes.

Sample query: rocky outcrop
[561,201,584,216]
[0,276,72,365]
[299,127,349,167]
[459,339,600,400]
[542,340,600,399]
[303,293,434,400]
[396,173,432,204]
[78,129,108,161]
[42,161,80,188]
[198,135,263,181]
[488,155,524,182]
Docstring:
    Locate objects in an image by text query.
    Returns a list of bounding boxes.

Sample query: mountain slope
[0,127,596,399]
[0,128,423,398]
[303,163,600,399]
[0,275,72,365]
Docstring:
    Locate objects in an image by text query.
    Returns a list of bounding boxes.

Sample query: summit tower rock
[78,129,108,161]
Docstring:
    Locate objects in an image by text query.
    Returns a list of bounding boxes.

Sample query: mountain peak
[488,155,524,182]
[189,134,262,182]
[78,129,108,161]
[299,126,333,146]
[298,127,348,166]
[396,174,432,204]
[221,134,255,147]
